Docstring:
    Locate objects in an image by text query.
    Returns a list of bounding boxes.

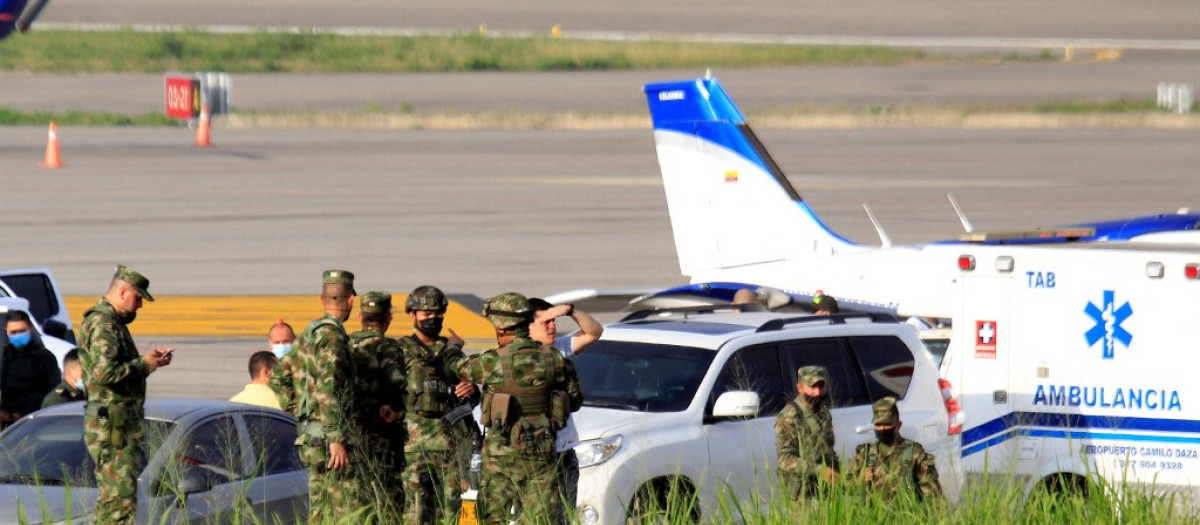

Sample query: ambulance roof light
[995,256,1014,273]
[1146,262,1165,279]
[957,255,975,271]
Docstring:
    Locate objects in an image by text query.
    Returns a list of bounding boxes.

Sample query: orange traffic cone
[196,104,212,147]
[40,121,62,169]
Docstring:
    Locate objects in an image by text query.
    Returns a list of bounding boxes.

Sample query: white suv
[570,309,964,524]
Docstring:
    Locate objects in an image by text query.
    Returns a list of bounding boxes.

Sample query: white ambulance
[940,242,1200,498]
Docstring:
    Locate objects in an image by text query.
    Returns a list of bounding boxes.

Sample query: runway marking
[64,295,495,339]
[34,22,1200,51]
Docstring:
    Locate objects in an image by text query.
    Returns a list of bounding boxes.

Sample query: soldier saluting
[848,397,944,504]
[79,265,173,525]
[272,269,358,522]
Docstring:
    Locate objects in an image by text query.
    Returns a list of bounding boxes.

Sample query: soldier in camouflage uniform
[271,269,359,523]
[847,397,943,504]
[396,285,478,525]
[79,265,174,525]
[453,293,583,525]
[775,365,839,499]
[42,348,87,408]
[346,291,409,519]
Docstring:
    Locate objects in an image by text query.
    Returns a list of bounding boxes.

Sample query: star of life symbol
[1084,290,1133,359]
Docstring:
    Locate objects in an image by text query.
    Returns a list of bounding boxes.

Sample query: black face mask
[803,393,824,406]
[417,317,444,338]
[875,427,898,445]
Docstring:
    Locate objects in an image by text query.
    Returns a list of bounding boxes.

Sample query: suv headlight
[574,435,623,468]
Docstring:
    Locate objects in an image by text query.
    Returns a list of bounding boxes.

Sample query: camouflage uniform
[397,285,472,525]
[41,380,87,408]
[272,269,359,523]
[454,293,583,525]
[346,292,409,518]
[78,266,157,525]
[775,366,838,498]
[847,397,943,504]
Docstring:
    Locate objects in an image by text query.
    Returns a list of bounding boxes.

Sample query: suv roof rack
[619,303,766,323]
[755,313,899,333]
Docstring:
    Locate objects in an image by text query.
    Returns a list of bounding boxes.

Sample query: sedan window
[179,417,244,481]
[243,415,302,475]
[0,415,174,487]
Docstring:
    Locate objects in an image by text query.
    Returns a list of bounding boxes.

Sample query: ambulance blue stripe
[961,412,1200,457]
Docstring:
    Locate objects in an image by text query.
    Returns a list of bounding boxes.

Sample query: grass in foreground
[0,29,985,74]
[0,107,177,126]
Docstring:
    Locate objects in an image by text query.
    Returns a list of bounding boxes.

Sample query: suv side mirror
[712,391,760,418]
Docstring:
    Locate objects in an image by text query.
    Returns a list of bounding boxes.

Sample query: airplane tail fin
[643,77,858,277]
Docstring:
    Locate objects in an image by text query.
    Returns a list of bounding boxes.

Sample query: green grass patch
[0,29,952,74]
[0,107,177,126]
[1027,98,1163,114]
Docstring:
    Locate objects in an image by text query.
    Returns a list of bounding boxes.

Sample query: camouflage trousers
[85,415,142,525]
[403,447,463,525]
[480,451,559,525]
[301,444,363,523]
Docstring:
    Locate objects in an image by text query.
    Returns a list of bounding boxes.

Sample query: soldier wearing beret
[272,269,358,522]
[346,291,409,518]
[395,285,477,525]
[848,397,943,504]
[453,292,582,525]
[79,265,173,524]
[775,365,839,499]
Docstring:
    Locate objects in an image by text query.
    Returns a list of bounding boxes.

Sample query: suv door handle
[855,424,874,434]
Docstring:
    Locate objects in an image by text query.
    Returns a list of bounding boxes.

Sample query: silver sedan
[0,398,308,524]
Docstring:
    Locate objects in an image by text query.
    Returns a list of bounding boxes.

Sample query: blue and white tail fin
[644,77,859,277]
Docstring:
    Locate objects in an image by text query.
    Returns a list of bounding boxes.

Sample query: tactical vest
[481,339,564,455]
[400,336,456,418]
[862,441,920,501]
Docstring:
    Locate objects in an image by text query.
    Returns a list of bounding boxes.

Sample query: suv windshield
[0,415,175,487]
[574,340,715,412]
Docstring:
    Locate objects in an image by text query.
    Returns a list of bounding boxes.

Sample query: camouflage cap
[322,269,355,294]
[360,291,392,315]
[872,396,900,426]
[114,265,155,302]
[797,365,829,386]
[482,292,532,329]
[406,285,448,313]
[812,293,839,313]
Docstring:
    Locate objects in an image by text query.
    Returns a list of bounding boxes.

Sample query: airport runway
[37,0,1200,42]
[1,125,1189,398]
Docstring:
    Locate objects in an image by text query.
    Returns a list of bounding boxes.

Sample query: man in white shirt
[527,298,603,523]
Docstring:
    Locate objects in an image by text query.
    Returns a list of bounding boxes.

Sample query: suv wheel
[625,479,699,525]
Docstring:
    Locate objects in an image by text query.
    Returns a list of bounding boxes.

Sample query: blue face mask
[8,332,32,349]
[74,378,85,390]
[272,343,292,359]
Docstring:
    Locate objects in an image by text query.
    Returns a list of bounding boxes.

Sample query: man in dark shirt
[43,348,87,408]
[2,310,61,426]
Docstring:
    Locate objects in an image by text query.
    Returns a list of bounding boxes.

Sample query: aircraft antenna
[948,194,975,233]
[863,203,892,248]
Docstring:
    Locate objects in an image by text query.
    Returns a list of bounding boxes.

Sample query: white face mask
[272,343,292,359]
[74,378,84,390]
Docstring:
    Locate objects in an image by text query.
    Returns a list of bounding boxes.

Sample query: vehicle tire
[625,479,698,525]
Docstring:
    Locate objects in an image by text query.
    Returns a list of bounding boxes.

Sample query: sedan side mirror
[179,468,218,496]
[711,391,760,418]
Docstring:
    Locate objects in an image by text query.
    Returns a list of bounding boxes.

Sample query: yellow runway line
[64,295,495,340]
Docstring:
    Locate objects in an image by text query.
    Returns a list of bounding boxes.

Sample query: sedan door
[238,413,308,522]
[157,415,250,524]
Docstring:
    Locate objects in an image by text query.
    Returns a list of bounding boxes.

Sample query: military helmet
[406,285,448,313]
[482,292,533,330]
